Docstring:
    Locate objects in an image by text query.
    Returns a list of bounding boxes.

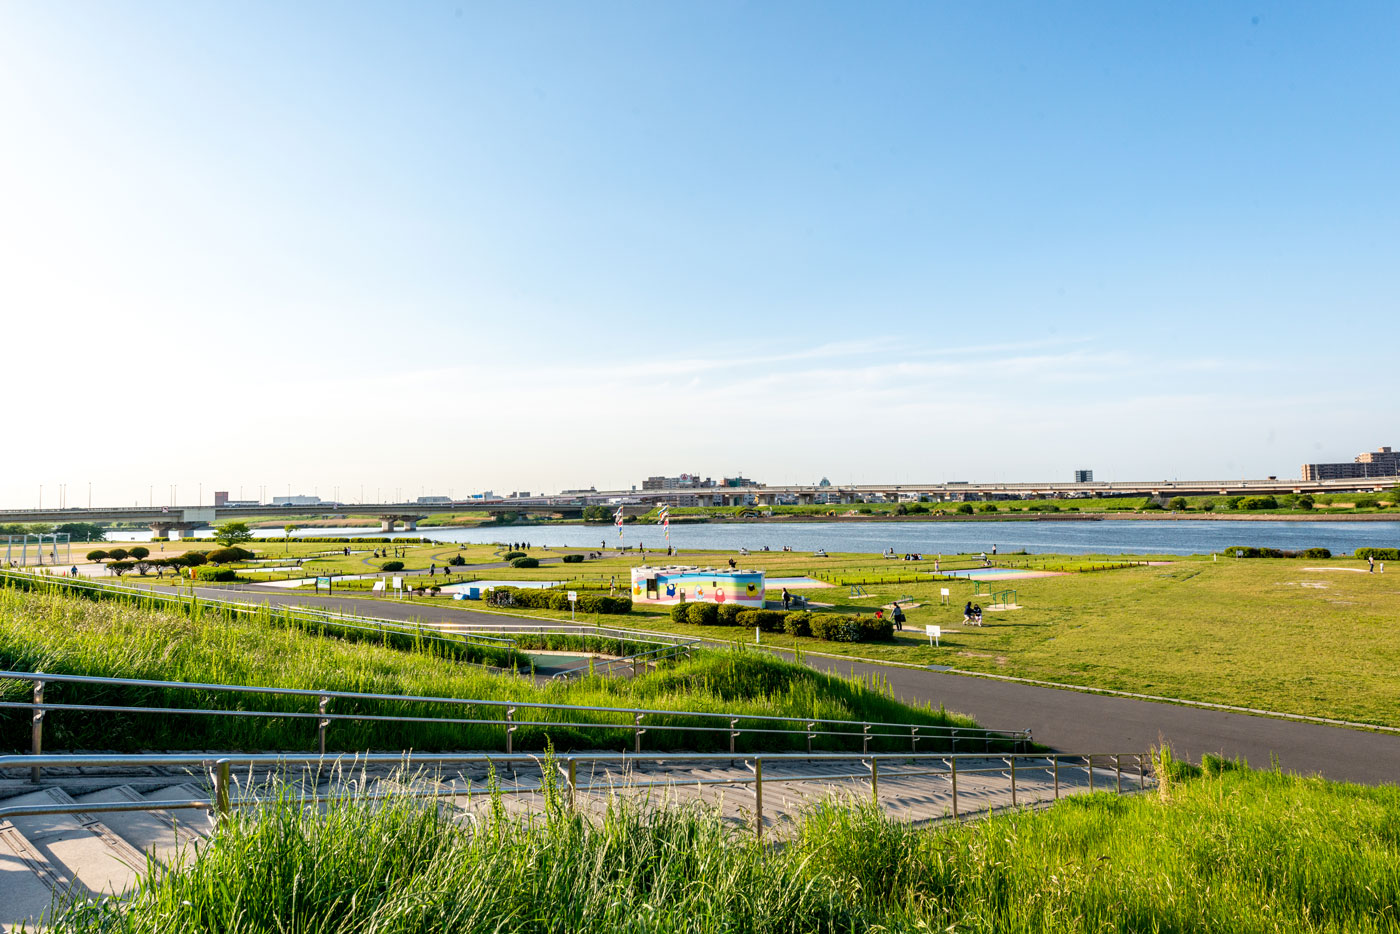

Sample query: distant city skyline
[2,4,1397,507]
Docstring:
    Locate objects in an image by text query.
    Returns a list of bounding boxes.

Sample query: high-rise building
[1302,446,1400,481]
[1074,470,1094,483]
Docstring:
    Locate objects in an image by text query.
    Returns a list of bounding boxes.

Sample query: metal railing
[0,749,1151,839]
[0,668,1031,782]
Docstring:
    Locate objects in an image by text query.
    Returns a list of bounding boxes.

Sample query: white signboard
[940,588,950,596]
[371,580,385,592]
[392,577,403,590]
[567,591,578,602]
[927,624,941,647]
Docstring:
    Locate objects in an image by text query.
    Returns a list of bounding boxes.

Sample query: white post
[755,626,761,644]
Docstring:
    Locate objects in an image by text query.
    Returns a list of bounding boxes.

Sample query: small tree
[1296,495,1315,511]
[107,560,135,577]
[128,546,150,560]
[85,549,109,562]
[106,547,129,561]
[284,524,295,552]
[956,504,974,515]
[215,521,254,547]
[1168,497,1188,511]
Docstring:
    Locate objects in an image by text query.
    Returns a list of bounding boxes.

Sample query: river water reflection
[105,519,1400,557]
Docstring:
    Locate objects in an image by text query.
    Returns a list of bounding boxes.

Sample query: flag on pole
[614,504,625,538]
[658,504,670,540]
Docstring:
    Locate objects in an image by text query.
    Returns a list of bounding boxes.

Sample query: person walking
[1369,555,1376,573]
[782,587,791,611]
[891,601,905,631]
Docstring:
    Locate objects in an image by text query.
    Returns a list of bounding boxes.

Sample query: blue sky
[1,3,1396,503]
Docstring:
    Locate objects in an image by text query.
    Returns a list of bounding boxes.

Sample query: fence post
[950,728,957,753]
[1087,754,1094,793]
[730,717,739,754]
[1053,755,1060,799]
[806,720,815,755]
[869,757,879,805]
[567,757,577,809]
[1115,754,1122,794]
[1009,756,1017,807]
[30,677,44,784]
[633,712,644,753]
[213,759,231,822]
[506,707,515,755]
[910,725,919,753]
[317,695,330,756]
[863,723,870,754]
[950,757,959,819]
[1141,751,1147,790]
[753,757,764,840]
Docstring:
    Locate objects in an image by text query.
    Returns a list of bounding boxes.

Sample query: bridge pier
[149,523,172,540]
[379,515,425,532]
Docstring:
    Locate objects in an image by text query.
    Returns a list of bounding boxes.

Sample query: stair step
[0,788,143,901]
[76,785,208,867]
[0,819,68,933]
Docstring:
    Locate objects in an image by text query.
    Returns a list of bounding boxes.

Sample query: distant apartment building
[1074,469,1094,483]
[416,496,452,504]
[1301,446,1400,481]
[642,473,715,490]
[721,476,758,488]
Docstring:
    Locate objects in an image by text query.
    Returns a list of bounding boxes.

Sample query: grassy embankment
[50,756,1400,933]
[0,584,973,754]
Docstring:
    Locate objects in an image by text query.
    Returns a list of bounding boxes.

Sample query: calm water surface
[106,519,1400,556]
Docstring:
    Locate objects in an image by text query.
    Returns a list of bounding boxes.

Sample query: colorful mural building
[629,566,766,607]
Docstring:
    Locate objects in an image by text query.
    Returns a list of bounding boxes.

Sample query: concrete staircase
[0,754,1142,930]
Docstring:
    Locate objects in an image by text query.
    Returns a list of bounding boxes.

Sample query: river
[103,519,1400,556]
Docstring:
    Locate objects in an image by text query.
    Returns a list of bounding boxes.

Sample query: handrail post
[1009,756,1017,807]
[753,757,763,840]
[729,717,739,755]
[567,757,577,809]
[213,759,231,821]
[633,712,644,753]
[910,725,919,753]
[1141,751,1147,790]
[1115,754,1122,793]
[1053,754,1060,799]
[317,695,330,756]
[869,757,879,804]
[1087,754,1094,792]
[862,723,871,754]
[30,677,44,783]
[506,707,515,756]
[949,728,957,753]
[806,720,815,755]
[950,757,958,819]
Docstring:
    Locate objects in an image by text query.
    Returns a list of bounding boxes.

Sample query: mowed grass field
[375,551,1400,727]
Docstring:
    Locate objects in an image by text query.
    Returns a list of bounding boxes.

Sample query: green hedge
[735,609,789,632]
[502,551,526,560]
[783,611,812,637]
[510,557,540,568]
[809,613,894,642]
[381,561,405,572]
[208,547,255,564]
[685,603,719,626]
[717,604,744,626]
[1356,548,1399,561]
[492,587,631,614]
[1224,546,1332,559]
[562,554,584,563]
[194,567,240,582]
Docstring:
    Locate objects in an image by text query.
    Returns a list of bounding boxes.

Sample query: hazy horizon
[3,3,1397,507]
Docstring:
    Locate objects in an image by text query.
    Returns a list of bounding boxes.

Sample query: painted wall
[630,566,765,607]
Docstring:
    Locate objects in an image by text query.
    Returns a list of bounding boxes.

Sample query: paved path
[133,582,1400,785]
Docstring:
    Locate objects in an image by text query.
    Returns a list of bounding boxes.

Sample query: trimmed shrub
[716,603,744,626]
[105,560,135,577]
[955,504,974,515]
[180,551,208,567]
[1356,548,1400,561]
[1300,548,1332,559]
[736,609,788,632]
[670,603,689,624]
[502,551,526,560]
[381,561,405,572]
[446,555,466,566]
[685,602,719,626]
[510,557,540,569]
[783,611,812,637]
[562,554,585,563]
[809,613,857,641]
[208,547,254,565]
[106,548,129,561]
[978,503,998,513]
[194,567,239,582]
[85,550,108,562]
[128,546,150,560]
[578,594,631,614]
[548,592,571,612]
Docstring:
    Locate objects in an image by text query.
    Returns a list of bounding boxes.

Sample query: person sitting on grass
[972,604,983,625]
[963,601,973,623]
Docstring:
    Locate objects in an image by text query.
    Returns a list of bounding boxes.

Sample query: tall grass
[0,586,974,754]
[50,762,1400,933]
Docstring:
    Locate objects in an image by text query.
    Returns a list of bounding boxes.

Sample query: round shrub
[447,555,466,566]
[1356,548,1400,561]
[577,593,631,614]
[783,611,812,637]
[685,602,719,626]
[562,553,585,564]
[502,551,526,560]
[955,504,974,515]
[717,603,744,626]
[180,551,208,567]
[510,557,540,569]
[127,546,150,560]
[381,561,405,572]
[736,609,788,632]
[670,603,690,623]
[85,550,108,562]
[106,547,129,561]
[208,547,253,565]
[195,567,239,582]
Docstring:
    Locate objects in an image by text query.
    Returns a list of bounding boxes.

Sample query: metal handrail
[0,668,1026,740]
[0,750,1152,838]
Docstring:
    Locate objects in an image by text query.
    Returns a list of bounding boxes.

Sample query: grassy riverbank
[51,757,1400,933]
[0,586,972,753]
